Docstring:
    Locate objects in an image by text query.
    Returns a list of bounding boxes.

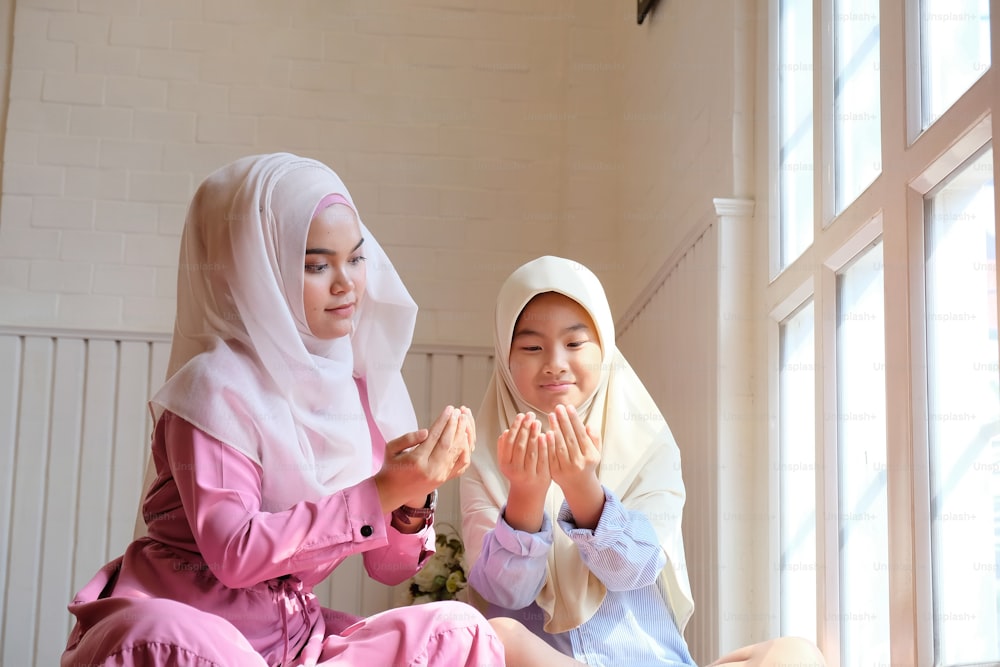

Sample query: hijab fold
[462,255,694,634]
[146,153,417,513]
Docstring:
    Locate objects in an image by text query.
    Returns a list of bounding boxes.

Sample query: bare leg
[488,617,585,667]
[708,636,826,667]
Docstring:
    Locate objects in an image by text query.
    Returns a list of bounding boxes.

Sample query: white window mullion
[878,2,922,663]
[880,177,920,667]
[816,262,841,665]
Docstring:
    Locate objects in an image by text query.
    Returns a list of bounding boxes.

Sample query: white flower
[411,553,451,593]
[408,523,468,603]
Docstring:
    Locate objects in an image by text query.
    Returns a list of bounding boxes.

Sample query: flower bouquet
[408,523,468,604]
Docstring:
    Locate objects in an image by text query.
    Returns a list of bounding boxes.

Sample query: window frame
[762,1,1000,665]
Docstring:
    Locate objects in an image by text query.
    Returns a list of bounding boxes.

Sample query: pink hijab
[149,153,417,512]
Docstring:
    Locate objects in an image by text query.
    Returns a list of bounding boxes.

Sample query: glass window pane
[779,300,817,641]
[779,0,814,268]
[920,0,990,129]
[834,1,881,213]
[925,148,1000,665]
[836,242,890,665]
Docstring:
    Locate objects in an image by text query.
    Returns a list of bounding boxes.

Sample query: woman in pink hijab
[61,153,504,666]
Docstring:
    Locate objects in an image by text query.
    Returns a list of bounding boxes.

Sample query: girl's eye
[349,255,367,266]
[520,345,542,352]
[305,263,327,273]
[567,340,587,348]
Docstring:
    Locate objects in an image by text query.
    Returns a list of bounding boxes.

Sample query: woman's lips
[327,303,355,316]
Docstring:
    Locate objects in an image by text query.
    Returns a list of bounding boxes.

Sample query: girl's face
[303,203,367,340]
[508,291,603,414]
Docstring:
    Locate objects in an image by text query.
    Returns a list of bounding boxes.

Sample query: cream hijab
[146,153,417,513]
[461,255,694,634]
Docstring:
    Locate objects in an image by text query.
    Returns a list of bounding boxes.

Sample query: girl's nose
[543,348,569,373]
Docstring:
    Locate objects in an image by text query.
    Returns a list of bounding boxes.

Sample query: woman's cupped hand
[374,405,475,513]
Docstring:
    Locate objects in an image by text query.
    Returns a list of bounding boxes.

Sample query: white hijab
[461,256,694,634]
[148,152,417,512]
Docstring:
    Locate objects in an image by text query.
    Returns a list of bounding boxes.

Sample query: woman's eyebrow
[305,237,364,255]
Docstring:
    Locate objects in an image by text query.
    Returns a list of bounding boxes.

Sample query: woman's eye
[567,340,587,348]
[305,263,327,273]
[520,345,542,352]
[349,255,367,266]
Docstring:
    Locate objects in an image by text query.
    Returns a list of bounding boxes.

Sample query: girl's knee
[770,636,826,666]
[487,616,528,644]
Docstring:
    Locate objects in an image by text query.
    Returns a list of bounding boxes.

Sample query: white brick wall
[0,0,739,348]
[0,1,599,345]
[38,133,101,166]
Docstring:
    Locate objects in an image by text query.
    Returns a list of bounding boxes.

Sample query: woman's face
[302,203,367,340]
[508,291,603,414]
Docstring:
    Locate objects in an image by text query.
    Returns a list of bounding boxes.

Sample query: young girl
[61,153,505,666]
[461,256,826,667]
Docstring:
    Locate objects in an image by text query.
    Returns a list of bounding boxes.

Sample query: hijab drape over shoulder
[462,255,694,634]
[149,153,417,512]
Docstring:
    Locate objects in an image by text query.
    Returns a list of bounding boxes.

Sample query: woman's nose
[330,268,354,294]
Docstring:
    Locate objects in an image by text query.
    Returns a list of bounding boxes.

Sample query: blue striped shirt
[468,486,697,667]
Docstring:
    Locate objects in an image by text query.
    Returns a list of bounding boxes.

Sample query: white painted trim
[0,325,492,358]
[713,196,760,651]
[0,325,172,344]
[408,343,493,357]
[713,197,755,219]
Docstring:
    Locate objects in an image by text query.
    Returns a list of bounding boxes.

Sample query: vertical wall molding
[616,214,718,664]
[713,197,761,653]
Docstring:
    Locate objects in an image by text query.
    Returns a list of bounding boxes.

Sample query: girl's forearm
[560,475,604,530]
[503,484,548,532]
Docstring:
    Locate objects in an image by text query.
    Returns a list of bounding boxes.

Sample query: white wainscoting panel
[0,326,492,666]
[0,328,172,667]
[617,222,721,665]
[616,199,756,664]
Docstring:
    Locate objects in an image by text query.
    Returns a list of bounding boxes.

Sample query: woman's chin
[316,323,353,340]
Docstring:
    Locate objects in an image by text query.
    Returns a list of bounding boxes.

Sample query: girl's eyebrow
[512,327,541,339]
[512,322,589,339]
[305,237,364,256]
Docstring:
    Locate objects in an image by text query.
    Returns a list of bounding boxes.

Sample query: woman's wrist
[401,495,429,510]
[392,490,437,521]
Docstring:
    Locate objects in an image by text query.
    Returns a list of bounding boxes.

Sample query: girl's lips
[541,382,574,392]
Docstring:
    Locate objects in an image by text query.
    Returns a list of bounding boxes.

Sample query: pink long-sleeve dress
[62,382,503,667]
